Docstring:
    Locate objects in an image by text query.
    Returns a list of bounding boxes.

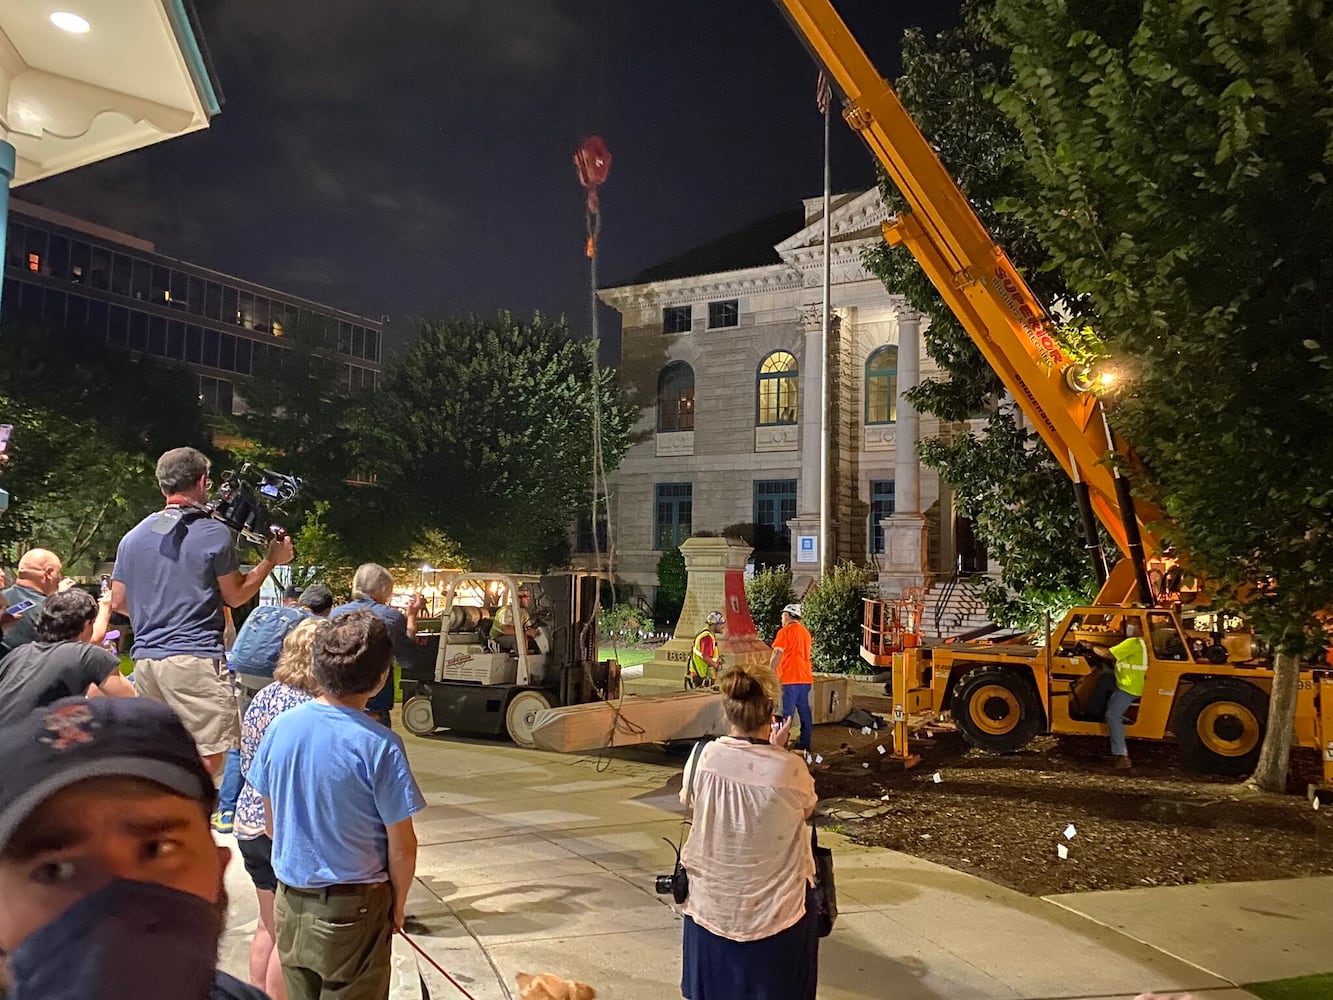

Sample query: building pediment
[775,188,890,260]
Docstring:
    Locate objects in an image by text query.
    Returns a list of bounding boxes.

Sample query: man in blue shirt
[248,611,425,1000]
[110,447,294,776]
[329,563,422,728]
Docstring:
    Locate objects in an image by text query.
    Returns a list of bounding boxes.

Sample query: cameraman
[110,447,293,776]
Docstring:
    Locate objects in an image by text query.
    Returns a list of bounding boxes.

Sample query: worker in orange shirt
[769,603,814,752]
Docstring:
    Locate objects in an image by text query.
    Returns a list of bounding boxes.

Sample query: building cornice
[597,262,803,313]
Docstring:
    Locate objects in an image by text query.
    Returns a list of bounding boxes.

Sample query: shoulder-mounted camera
[154,462,301,546]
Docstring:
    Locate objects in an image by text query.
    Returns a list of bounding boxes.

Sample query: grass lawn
[599,646,656,668]
[1246,975,1333,1000]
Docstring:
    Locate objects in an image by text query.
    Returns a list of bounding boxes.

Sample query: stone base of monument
[624,634,773,696]
[626,536,774,697]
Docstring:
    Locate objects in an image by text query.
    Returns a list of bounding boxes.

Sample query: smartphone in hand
[4,599,36,617]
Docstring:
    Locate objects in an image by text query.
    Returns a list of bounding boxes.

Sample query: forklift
[397,572,619,747]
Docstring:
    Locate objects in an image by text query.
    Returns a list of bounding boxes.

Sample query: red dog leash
[398,929,483,1000]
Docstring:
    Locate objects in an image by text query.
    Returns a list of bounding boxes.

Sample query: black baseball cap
[298,583,334,614]
[0,698,215,855]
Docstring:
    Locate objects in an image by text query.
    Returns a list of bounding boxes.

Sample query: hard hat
[706,611,725,628]
[783,603,802,619]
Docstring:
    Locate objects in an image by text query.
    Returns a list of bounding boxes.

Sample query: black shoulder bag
[811,825,838,937]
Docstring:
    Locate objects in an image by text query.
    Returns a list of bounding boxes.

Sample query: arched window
[865,345,898,424]
[756,351,798,426]
[657,361,695,432]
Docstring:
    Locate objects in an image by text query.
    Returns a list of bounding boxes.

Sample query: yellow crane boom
[773,0,1164,603]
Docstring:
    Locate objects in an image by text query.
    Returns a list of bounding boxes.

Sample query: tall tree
[979,0,1333,790]
[227,310,409,562]
[0,322,210,571]
[363,312,635,571]
[864,25,1107,625]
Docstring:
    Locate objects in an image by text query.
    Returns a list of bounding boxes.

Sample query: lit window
[865,346,898,425]
[756,351,798,426]
[657,362,695,432]
[26,253,39,273]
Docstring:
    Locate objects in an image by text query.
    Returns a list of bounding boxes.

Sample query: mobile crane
[773,0,1333,782]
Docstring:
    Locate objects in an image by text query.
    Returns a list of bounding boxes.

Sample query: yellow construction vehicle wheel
[1174,678,1268,775]
[953,665,1044,753]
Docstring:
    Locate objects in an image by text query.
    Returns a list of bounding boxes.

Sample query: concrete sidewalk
[217,729,1333,999]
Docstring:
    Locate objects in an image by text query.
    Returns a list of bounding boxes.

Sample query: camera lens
[654,875,676,895]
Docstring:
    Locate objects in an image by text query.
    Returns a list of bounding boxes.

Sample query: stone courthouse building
[595,188,990,609]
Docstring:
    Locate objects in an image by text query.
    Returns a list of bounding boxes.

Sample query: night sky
[22,1,962,353]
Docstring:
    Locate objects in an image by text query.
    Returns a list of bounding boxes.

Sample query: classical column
[0,139,14,328]
[789,307,828,579]
[797,306,823,513]
[894,311,923,515]
[879,310,928,594]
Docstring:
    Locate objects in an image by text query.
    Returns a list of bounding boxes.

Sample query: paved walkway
[216,728,1333,1000]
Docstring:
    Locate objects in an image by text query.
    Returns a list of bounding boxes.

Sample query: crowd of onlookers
[0,448,426,1000]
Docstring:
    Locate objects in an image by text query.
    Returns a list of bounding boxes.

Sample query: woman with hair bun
[678,662,819,1000]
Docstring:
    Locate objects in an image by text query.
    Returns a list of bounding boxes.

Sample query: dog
[515,972,596,1000]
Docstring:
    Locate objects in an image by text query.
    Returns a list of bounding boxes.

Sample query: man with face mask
[0,697,268,1000]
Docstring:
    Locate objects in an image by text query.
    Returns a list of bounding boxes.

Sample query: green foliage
[598,603,656,645]
[288,501,353,597]
[862,25,1102,623]
[0,322,210,572]
[746,567,795,644]
[979,0,1333,656]
[362,312,636,571]
[802,563,878,674]
[655,546,687,626]
[226,310,400,563]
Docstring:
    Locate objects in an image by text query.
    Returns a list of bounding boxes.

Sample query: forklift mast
[772,0,1165,604]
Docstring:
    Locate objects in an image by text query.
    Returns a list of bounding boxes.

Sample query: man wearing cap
[0,697,267,999]
[490,584,540,652]
[769,604,815,752]
[686,611,725,689]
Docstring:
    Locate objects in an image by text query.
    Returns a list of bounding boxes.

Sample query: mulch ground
[804,720,1333,896]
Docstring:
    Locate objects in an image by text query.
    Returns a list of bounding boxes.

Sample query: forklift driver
[490,585,540,653]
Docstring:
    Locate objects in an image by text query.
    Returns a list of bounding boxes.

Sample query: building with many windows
[2,199,382,415]
[595,189,988,606]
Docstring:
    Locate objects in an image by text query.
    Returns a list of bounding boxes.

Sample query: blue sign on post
[797,535,818,564]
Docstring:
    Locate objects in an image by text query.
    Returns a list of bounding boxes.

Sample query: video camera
[208,464,302,545]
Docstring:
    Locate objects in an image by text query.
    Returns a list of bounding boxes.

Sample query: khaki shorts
[133,655,239,756]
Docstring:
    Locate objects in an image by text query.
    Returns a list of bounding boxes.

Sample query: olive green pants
[275,881,394,1000]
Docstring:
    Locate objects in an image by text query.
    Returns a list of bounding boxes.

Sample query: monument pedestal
[627,537,771,696]
[877,513,928,595]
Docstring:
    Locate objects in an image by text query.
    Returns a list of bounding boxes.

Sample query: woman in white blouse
[678,661,819,1000]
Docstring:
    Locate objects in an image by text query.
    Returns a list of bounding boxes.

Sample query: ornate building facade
[596,189,988,605]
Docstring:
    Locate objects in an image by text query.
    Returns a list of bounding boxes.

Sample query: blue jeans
[782,683,814,750]
[1105,687,1138,757]
[217,748,243,815]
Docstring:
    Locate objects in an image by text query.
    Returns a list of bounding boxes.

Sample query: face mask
[9,879,221,1000]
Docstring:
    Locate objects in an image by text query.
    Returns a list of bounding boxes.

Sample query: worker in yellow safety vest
[686,611,725,689]
[1094,618,1148,770]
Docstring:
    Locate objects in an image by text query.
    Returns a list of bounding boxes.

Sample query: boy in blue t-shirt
[247,611,425,1000]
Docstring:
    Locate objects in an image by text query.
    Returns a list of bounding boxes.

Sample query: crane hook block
[574,135,612,213]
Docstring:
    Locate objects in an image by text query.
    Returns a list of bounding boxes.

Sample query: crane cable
[576,136,640,770]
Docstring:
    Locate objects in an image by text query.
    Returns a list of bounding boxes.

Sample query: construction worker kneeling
[686,612,724,689]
